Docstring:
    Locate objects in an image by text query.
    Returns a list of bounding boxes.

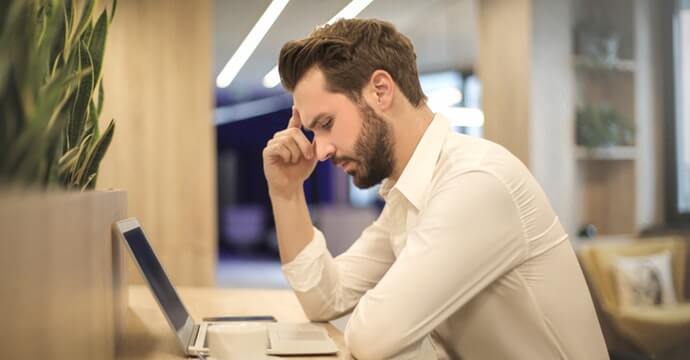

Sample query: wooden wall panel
[578,161,637,234]
[478,0,532,166]
[97,0,216,286]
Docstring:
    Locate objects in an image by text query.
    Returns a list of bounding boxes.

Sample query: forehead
[293,67,355,125]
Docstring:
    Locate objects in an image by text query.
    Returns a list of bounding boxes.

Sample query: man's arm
[262,107,318,263]
[269,189,314,264]
[263,108,396,321]
[281,211,396,321]
[344,171,529,359]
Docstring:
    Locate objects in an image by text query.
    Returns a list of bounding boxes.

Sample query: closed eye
[321,117,334,130]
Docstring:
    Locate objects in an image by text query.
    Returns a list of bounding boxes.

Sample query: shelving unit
[573,56,636,72]
[575,146,637,160]
[573,0,643,236]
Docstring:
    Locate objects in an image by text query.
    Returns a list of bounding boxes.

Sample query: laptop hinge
[189,324,201,349]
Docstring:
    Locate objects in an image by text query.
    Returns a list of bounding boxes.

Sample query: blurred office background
[93,0,689,281]
[92,0,690,357]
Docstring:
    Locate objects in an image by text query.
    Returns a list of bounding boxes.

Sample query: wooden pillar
[98,0,217,286]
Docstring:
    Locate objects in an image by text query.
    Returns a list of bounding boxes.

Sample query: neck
[388,103,435,182]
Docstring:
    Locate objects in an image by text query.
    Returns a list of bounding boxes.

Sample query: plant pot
[0,190,127,359]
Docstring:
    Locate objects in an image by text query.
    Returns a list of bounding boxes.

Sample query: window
[665,0,690,224]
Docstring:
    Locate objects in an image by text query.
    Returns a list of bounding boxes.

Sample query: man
[262,18,607,359]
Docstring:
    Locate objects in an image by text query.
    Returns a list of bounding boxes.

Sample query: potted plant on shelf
[0,1,127,359]
[576,103,635,149]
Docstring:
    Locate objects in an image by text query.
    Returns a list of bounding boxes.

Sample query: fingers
[272,128,314,159]
[287,106,302,129]
[264,141,292,163]
[265,107,314,165]
[280,137,301,163]
[265,129,314,164]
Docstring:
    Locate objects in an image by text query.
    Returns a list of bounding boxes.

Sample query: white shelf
[576,146,637,160]
[574,56,636,72]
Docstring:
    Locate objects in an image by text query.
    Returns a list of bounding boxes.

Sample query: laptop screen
[121,224,195,350]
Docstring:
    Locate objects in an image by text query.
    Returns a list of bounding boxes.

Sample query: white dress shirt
[281,114,608,359]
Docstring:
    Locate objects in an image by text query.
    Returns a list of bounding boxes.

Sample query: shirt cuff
[281,227,328,292]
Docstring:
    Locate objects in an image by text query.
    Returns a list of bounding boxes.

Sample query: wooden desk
[121,285,351,359]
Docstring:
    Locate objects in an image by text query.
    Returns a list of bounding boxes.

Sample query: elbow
[298,296,348,322]
[345,317,403,359]
[296,289,352,322]
[302,307,336,322]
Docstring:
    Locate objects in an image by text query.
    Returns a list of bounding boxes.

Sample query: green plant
[0,0,117,190]
[576,103,635,148]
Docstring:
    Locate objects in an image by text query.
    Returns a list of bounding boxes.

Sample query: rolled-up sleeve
[281,210,396,322]
[344,170,529,359]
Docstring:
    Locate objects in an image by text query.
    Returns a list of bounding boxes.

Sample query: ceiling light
[326,0,374,24]
[262,0,374,88]
[262,67,281,88]
[216,0,290,88]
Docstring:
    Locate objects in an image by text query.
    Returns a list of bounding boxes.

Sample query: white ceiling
[213,0,478,100]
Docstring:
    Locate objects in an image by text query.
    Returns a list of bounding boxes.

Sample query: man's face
[294,67,395,189]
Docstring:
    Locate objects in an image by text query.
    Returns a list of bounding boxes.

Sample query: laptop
[115,217,338,357]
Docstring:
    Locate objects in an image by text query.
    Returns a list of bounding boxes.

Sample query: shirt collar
[378,113,451,208]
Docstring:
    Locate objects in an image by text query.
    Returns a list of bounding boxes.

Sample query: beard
[333,101,395,189]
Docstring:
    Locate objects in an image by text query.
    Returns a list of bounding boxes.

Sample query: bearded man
[262,18,608,360]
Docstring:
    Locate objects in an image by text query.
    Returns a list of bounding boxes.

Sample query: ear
[367,69,395,111]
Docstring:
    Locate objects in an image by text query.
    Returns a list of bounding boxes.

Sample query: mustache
[331,156,358,167]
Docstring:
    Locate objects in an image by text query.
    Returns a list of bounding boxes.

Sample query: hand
[263,107,317,197]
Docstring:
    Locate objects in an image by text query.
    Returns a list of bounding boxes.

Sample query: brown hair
[278,18,426,107]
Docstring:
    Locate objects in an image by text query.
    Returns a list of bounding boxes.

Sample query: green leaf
[44,135,65,188]
[96,79,104,117]
[89,10,108,82]
[12,94,71,187]
[72,0,94,45]
[78,118,114,187]
[57,145,79,174]
[70,132,94,185]
[80,22,93,46]
[28,66,84,140]
[110,0,117,24]
[64,0,75,37]
[81,172,97,191]
[61,0,77,63]
[68,41,94,148]
[85,99,99,141]
[48,2,68,74]
[0,2,27,100]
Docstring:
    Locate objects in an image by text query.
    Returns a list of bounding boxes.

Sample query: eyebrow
[304,113,332,131]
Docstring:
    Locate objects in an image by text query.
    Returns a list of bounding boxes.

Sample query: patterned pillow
[614,251,677,307]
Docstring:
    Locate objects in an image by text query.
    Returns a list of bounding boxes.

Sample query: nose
[314,136,335,161]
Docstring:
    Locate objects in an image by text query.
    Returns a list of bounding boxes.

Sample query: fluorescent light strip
[262,0,374,88]
[216,0,290,88]
[326,0,374,24]
[262,66,281,88]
